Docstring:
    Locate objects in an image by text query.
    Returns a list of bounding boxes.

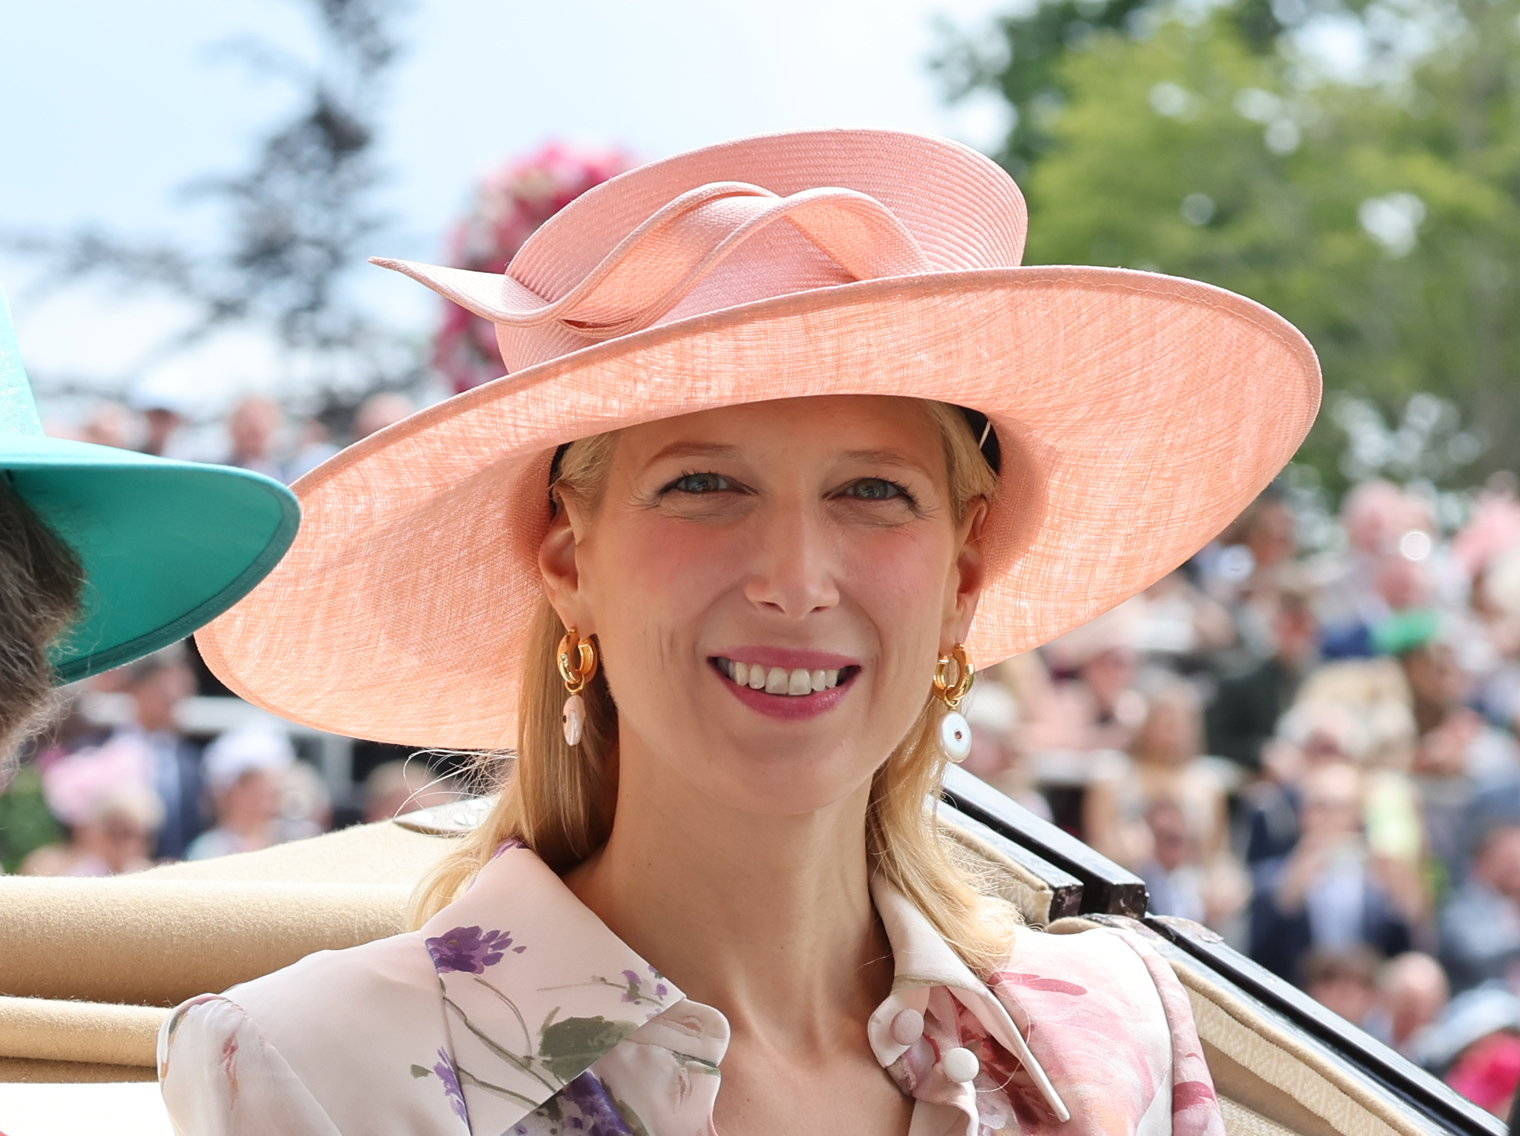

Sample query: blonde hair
[407,399,1023,975]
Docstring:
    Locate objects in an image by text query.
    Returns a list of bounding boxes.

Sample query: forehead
[614,395,943,465]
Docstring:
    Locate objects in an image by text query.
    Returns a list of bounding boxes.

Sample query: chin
[701,733,882,817]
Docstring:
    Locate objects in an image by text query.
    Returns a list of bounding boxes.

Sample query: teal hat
[1,294,299,683]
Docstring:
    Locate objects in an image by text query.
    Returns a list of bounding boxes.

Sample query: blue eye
[669,472,731,494]
[845,478,910,502]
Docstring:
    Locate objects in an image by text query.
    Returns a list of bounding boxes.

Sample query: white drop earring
[556,627,599,746]
[932,643,975,763]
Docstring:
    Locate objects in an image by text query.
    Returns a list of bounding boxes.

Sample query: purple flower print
[561,1069,638,1135]
[425,925,524,974]
[492,836,527,859]
[432,1047,469,1123]
[616,964,670,1004]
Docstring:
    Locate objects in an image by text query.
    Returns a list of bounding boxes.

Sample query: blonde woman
[158,129,1320,1134]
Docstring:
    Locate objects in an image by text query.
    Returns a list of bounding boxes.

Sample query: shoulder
[176,930,442,1053]
[159,930,453,1131]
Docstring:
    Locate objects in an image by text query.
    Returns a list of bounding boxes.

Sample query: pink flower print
[219,1034,240,1107]
[425,925,525,974]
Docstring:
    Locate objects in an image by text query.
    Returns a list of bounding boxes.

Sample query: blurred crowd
[961,474,1520,1116]
[9,394,1520,1114]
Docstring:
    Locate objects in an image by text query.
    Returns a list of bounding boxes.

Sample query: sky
[1,0,1014,415]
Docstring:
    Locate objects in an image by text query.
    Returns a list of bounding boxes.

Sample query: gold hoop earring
[932,644,975,763]
[557,627,599,745]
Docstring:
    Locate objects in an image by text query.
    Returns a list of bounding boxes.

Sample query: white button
[890,1008,924,1046]
[940,1046,980,1084]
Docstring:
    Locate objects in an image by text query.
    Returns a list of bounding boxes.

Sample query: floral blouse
[157,839,1226,1134]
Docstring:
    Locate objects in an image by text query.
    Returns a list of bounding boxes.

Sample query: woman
[158,128,1320,1133]
[0,294,298,775]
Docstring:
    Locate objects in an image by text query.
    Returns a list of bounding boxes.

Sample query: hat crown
[0,293,44,437]
[376,129,1029,377]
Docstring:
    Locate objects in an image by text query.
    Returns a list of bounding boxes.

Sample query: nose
[742,499,840,619]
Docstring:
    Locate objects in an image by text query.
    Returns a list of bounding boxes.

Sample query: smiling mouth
[709,657,861,697]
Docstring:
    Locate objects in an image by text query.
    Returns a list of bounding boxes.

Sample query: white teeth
[716,658,849,696]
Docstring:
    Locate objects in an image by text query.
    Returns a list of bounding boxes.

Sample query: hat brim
[3,436,299,683]
[197,265,1319,748]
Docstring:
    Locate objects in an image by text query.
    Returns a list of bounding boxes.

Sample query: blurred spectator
[1207,581,1321,774]
[127,381,193,459]
[1447,1033,1520,1118]
[1083,677,1233,868]
[283,757,334,835]
[1197,489,1299,658]
[1137,797,1248,935]
[79,400,139,451]
[1303,947,1383,1034]
[352,392,415,440]
[1398,628,1520,874]
[1249,761,1420,984]
[1241,700,1375,865]
[19,783,161,876]
[959,681,1051,822]
[1472,546,1520,737]
[1440,823,1520,993]
[1313,481,1416,624]
[224,395,290,482]
[287,417,341,481]
[1372,951,1450,1058]
[362,759,459,824]
[1023,605,1148,755]
[185,728,319,859]
[1131,569,1237,670]
[83,647,206,861]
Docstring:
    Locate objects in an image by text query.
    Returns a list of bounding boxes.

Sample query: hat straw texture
[197,128,1319,748]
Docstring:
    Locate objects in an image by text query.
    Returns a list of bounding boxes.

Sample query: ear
[942,497,989,652]
[538,497,588,633]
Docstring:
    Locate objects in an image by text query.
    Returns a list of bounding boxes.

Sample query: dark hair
[0,475,84,781]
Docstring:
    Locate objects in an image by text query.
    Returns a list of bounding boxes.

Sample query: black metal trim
[941,766,1149,916]
[936,799,1084,921]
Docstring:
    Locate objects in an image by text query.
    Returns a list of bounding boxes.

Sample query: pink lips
[709,649,861,721]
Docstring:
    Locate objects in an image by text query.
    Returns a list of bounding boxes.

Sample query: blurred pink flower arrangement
[434,140,638,392]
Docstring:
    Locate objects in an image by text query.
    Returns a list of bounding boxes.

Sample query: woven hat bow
[376,179,941,373]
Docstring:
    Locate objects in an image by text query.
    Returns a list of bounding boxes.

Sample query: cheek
[842,529,953,644]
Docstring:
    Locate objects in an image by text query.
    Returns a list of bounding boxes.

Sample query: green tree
[940,1,1520,492]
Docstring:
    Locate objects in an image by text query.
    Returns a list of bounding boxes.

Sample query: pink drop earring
[556,627,599,746]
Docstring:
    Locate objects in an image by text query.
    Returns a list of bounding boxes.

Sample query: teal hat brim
[3,434,299,683]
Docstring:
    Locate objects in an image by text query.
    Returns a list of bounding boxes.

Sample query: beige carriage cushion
[1047,917,1425,1136]
[0,816,446,1006]
[0,800,1058,1082]
[0,997,162,1068]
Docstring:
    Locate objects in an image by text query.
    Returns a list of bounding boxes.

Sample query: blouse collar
[417,838,1067,1133]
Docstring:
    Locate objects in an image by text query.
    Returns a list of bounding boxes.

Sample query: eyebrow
[643,442,933,480]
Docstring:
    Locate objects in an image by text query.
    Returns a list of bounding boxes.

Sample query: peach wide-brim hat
[196,127,1321,749]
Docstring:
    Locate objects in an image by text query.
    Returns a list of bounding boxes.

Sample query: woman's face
[541,395,986,817]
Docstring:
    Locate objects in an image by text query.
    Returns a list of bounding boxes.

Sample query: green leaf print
[537,1015,636,1083]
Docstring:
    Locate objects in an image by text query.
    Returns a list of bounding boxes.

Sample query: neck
[562,738,892,1054]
